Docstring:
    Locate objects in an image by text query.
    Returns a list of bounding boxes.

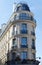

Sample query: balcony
[21,45,28,48]
[6,59,40,65]
[12,30,28,36]
[20,30,28,34]
[31,31,35,36]
[14,14,36,24]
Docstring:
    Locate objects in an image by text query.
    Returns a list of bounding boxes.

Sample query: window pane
[14,14,19,20]
[21,37,27,45]
[32,39,35,45]
[22,6,26,10]
[13,26,16,35]
[13,25,17,35]
[19,13,28,20]
[21,52,27,59]
[32,53,35,59]
[21,23,27,34]
[21,23,27,30]
[12,39,16,46]
[32,39,35,49]
[12,52,16,60]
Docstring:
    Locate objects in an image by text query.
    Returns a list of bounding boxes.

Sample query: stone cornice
[0,19,36,41]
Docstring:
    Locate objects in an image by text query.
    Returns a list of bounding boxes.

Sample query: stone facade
[0,3,40,65]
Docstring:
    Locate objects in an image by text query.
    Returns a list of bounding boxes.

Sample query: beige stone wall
[0,11,36,63]
[0,24,13,63]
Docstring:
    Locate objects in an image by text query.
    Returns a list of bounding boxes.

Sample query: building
[0,3,40,65]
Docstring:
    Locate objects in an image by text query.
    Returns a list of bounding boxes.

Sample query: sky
[0,0,42,65]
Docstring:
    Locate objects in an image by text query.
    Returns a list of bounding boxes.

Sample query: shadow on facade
[4,49,40,65]
[0,59,4,65]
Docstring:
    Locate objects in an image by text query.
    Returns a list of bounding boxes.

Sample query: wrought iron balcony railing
[20,30,28,34]
[21,45,28,48]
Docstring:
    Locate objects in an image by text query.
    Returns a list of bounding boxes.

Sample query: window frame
[21,51,27,60]
[19,13,28,20]
[12,38,16,46]
[21,37,27,46]
[21,23,27,34]
[32,39,35,49]
[32,53,35,59]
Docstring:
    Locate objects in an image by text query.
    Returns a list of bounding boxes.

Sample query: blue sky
[0,0,42,64]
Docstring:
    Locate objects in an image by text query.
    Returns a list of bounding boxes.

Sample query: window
[12,39,16,46]
[31,26,35,36]
[14,14,19,20]
[21,23,27,34]
[12,52,16,60]
[32,39,35,44]
[16,6,22,11]
[32,53,35,59]
[12,39,17,50]
[31,16,33,21]
[31,31,35,36]
[32,26,35,32]
[21,52,27,59]
[16,4,30,12]
[8,30,10,39]
[19,13,28,20]
[13,25,17,35]
[32,39,35,49]
[22,6,26,10]
[19,13,32,20]
[21,37,27,46]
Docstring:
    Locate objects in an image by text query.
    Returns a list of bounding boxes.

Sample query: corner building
[0,3,40,65]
